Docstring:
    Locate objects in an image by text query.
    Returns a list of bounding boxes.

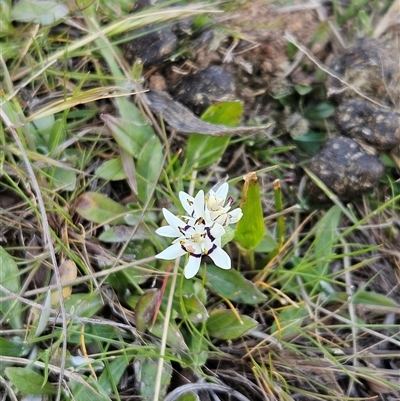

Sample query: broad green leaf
[206,265,267,305]
[75,192,131,225]
[64,293,104,318]
[98,356,133,395]
[134,357,172,401]
[185,331,209,367]
[11,0,69,25]
[185,101,242,169]
[254,234,277,253]
[0,336,24,357]
[304,101,335,120]
[70,376,111,401]
[270,305,308,339]
[234,172,265,250]
[46,166,76,191]
[0,246,23,329]
[179,294,209,323]
[293,131,326,156]
[150,319,189,353]
[135,289,160,332]
[102,114,142,157]
[136,135,163,204]
[206,310,258,340]
[95,157,127,181]
[5,367,57,395]
[294,84,312,95]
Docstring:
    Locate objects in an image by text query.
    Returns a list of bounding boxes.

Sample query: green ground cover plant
[1,0,399,400]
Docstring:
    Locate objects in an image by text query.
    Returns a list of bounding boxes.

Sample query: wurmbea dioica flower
[155,184,242,279]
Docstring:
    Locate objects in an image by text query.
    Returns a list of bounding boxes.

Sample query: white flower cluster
[155,183,243,279]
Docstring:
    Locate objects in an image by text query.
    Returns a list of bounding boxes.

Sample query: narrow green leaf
[206,265,267,305]
[11,0,69,25]
[206,310,258,340]
[185,101,242,169]
[136,135,163,204]
[5,367,57,395]
[95,157,127,181]
[353,291,398,308]
[313,205,341,278]
[0,246,23,329]
[234,172,265,250]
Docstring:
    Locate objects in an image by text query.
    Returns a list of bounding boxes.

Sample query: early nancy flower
[155,190,231,279]
[179,182,243,226]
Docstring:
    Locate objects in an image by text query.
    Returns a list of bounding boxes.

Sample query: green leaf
[206,265,267,305]
[150,319,189,353]
[0,246,23,330]
[313,205,341,279]
[270,305,309,339]
[206,310,258,340]
[179,293,209,323]
[70,376,112,401]
[0,336,24,357]
[75,192,131,225]
[294,84,312,95]
[293,131,326,156]
[64,293,104,318]
[11,0,69,25]
[176,393,200,401]
[352,291,398,308]
[98,356,133,395]
[185,101,242,169]
[95,157,127,181]
[102,114,142,157]
[46,166,76,191]
[134,357,172,400]
[135,289,160,332]
[304,101,335,120]
[234,172,265,250]
[5,367,57,395]
[136,135,163,204]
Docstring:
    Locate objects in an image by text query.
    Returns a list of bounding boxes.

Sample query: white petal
[162,208,185,230]
[215,182,229,201]
[209,223,225,239]
[184,255,202,279]
[155,226,181,238]
[156,243,186,260]
[179,191,195,215]
[192,190,205,218]
[228,208,243,223]
[209,246,231,269]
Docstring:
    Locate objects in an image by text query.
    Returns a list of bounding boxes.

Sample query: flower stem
[153,257,180,401]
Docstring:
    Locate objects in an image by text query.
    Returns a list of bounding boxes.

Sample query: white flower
[155,190,231,279]
[179,182,243,226]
